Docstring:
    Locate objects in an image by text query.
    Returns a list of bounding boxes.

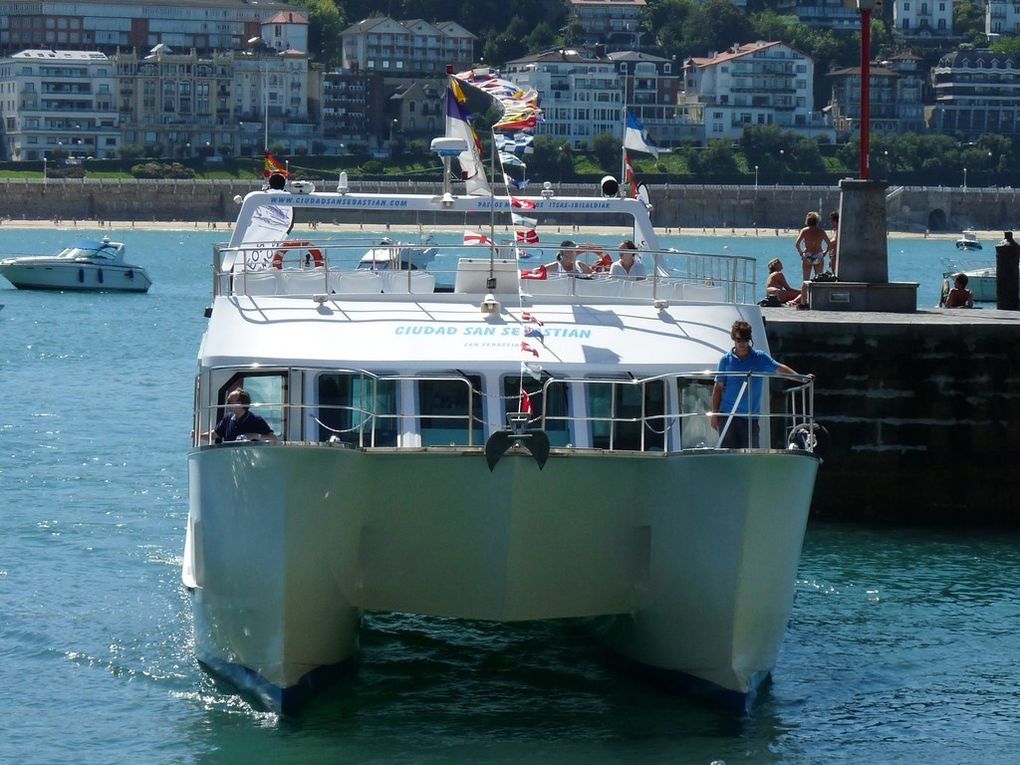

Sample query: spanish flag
[263,152,288,178]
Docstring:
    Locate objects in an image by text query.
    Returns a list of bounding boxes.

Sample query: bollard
[995,231,1019,310]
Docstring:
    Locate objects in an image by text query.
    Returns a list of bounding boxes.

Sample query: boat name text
[394,325,592,338]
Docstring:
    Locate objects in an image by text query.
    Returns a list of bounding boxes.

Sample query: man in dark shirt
[214,388,279,443]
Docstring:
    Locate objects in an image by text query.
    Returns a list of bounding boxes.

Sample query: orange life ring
[272,241,324,269]
[577,244,612,273]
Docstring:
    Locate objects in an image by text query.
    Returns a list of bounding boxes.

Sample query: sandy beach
[0,218,1007,241]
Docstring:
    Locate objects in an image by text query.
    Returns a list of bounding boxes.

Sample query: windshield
[56,242,119,260]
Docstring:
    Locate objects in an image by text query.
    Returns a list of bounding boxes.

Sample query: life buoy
[577,245,612,274]
[272,241,324,269]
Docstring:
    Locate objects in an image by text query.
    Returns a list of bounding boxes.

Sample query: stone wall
[4,179,1018,233]
[766,312,1020,526]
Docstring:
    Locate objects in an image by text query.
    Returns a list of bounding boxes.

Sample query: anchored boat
[0,237,151,292]
[183,177,821,713]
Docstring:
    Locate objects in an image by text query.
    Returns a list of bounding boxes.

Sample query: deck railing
[212,240,758,304]
[196,369,816,454]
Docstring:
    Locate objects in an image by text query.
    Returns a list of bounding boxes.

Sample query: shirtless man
[794,211,831,281]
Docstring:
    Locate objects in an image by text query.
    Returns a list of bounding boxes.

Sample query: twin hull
[186,443,818,710]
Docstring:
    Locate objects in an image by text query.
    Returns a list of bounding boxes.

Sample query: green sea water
[1,228,1017,764]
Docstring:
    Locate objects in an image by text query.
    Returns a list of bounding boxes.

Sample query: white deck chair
[330,270,384,294]
[238,270,279,296]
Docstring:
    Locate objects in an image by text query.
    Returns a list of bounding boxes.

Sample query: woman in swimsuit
[765,258,801,305]
[794,211,831,282]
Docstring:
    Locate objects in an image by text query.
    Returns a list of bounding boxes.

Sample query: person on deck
[209,388,279,444]
[609,240,647,280]
[712,320,805,449]
[546,240,593,276]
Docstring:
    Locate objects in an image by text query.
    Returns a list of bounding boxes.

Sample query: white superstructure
[184,182,821,712]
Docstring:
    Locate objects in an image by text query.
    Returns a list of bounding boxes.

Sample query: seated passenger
[765,258,802,305]
[943,273,975,309]
[211,388,279,444]
[609,240,647,280]
[546,240,593,276]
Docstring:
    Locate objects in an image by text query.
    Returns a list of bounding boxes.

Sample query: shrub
[130,161,197,179]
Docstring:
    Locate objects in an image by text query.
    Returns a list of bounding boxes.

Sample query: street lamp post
[963,167,968,189]
[43,154,47,187]
[754,164,759,191]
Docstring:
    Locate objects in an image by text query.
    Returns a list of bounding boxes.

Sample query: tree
[118,144,144,161]
[591,134,622,170]
[689,139,740,177]
[294,0,344,67]
[529,136,573,182]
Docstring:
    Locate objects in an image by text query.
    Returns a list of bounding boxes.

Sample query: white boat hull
[0,261,151,292]
[186,443,818,710]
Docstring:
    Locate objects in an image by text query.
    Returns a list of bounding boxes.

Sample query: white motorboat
[955,231,982,250]
[358,236,438,271]
[184,178,821,713]
[0,237,151,292]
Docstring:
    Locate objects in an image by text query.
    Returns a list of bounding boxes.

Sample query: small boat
[358,236,438,271]
[955,231,982,250]
[0,237,151,292]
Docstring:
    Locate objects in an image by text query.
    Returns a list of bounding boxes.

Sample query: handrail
[211,240,758,304]
[195,368,816,454]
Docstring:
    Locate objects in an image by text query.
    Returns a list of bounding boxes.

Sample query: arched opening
[928,208,947,231]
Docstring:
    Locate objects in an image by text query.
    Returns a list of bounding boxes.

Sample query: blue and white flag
[624,112,662,158]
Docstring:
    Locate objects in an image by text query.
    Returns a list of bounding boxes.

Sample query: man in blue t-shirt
[711,320,804,449]
[213,388,279,444]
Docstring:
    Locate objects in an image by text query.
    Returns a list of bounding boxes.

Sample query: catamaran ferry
[183,170,821,713]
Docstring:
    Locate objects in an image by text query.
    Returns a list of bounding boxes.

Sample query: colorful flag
[516,229,539,244]
[524,326,544,342]
[521,361,543,381]
[511,213,537,229]
[511,196,537,210]
[464,229,495,246]
[624,152,638,198]
[521,342,539,357]
[507,177,529,190]
[520,264,547,280]
[623,112,661,158]
[519,386,533,415]
[263,152,288,178]
[521,312,544,326]
[446,83,490,196]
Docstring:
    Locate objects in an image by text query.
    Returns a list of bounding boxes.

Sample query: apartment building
[986,0,1020,36]
[681,41,833,145]
[0,49,119,160]
[340,17,475,77]
[566,0,647,52]
[778,0,858,32]
[893,0,954,38]
[930,48,1020,138]
[828,56,926,138]
[505,49,623,150]
[606,50,679,144]
[0,0,293,57]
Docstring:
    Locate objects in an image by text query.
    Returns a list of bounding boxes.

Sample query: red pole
[859,8,871,180]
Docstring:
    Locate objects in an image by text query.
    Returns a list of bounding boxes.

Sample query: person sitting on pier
[943,273,975,309]
[546,240,593,277]
[210,388,279,444]
[712,321,804,449]
[609,240,646,280]
[765,259,802,306]
[794,211,831,281]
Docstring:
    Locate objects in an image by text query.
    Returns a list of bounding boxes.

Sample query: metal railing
[195,368,816,454]
[212,240,758,304]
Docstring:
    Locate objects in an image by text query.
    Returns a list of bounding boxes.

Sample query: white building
[986,0,1020,37]
[566,0,647,51]
[893,0,954,37]
[505,49,623,150]
[0,49,119,160]
[340,17,475,76]
[0,0,294,56]
[260,11,309,55]
[681,41,833,144]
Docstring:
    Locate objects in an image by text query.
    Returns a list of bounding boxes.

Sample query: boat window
[419,375,483,446]
[502,375,570,447]
[677,377,715,448]
[217,372,286,437]
[317,373,397,446]
[586,379,667,451]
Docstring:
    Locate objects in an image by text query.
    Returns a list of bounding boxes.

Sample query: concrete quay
[764,308,1020,526]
